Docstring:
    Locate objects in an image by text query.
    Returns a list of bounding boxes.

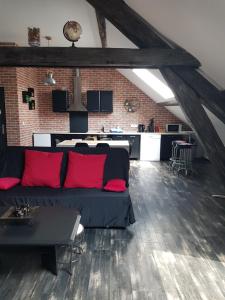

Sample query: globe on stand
[63,21,82,47]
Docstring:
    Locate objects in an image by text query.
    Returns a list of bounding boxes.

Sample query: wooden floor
[0,160,225,300]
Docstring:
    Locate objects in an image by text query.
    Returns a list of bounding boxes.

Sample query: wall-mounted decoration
[63,21,82,47]
[28,99,35,110]
[28,27,40,47]
[124,99,140,113]
[22,88,35,110]
[22,91,29,103]
[28,88,34,97]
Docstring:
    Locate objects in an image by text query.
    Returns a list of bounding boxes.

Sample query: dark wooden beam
[86,0,225,123]
[161,68,225,179]
[0,47,200,68]
[87,0,169,48]
[173,68,225,123]
[95,10,107,48]
[221,90,225,99]
[86,0,225,178]
[158,100,178,107]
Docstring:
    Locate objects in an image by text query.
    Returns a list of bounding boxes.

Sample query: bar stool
[96,143,110,150]
[74,142,89,148]
[170,140,193,176]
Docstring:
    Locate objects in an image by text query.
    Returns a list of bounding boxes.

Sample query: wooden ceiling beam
[158,100,178,107]
[161,68,225,179]
[0,47,200,68]
[87,0,171,49]
[173,68,225,123]
[86,0,225,179]
[86,0,225,124]
[95,10,107,48]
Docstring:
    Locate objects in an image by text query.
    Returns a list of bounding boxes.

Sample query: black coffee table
[0,207,80,275]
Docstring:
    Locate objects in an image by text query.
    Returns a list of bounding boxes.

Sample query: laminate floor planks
[0,160,225,300]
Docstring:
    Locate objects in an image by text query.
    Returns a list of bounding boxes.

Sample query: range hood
[67,68,87,112]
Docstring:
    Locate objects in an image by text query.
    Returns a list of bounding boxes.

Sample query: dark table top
[0,207,80,246]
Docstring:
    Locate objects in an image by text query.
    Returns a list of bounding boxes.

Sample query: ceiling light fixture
[44,71,56,86]
[133,69,174,99]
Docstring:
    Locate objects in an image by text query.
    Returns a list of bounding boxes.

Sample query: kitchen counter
[57,139,130,152]
[33,131,193,135]
[33,131,195,161]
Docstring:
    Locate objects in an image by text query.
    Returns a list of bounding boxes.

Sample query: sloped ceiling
[0,0,224,143]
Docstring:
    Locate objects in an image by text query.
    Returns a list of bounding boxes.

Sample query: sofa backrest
[0,146,130,186]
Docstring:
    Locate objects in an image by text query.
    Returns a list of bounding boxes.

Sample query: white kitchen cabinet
[33,134,51,147]
[140,134,161,161]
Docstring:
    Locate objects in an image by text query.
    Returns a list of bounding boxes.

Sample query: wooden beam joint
[95,10,107,48]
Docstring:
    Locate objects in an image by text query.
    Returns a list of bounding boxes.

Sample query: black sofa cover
[0,146,135,228]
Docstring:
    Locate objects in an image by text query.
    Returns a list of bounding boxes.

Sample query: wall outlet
[130,124,138,128]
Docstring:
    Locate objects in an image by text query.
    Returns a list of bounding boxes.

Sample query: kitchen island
[57,139,130,152]
[33,131,194,161]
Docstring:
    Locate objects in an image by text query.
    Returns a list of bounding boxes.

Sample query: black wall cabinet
[87,91,99,112]
[87,90,113,112]
[52,90,69,112]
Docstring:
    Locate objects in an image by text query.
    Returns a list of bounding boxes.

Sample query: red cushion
[0,177,20,190]
[104,179,127,192]
[64,151,107,189]
[21,150,63,188]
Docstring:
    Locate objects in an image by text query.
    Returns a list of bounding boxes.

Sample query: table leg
[41,246,58,275]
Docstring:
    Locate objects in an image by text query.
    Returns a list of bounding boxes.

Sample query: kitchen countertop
[34,131,193,135]
[57,139,130,148]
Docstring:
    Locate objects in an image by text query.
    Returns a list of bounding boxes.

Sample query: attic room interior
[0,0,225,299]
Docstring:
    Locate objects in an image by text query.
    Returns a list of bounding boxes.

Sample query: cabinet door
[87,91,100,112]
[112,135,140,159]
[52,90,69,112]
[126,135,140,159]
[100,91,113,112]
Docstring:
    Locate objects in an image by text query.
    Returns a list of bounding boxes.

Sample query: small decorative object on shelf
[44,35,52,47]
[28,27,40,47]
[63,21,82,47]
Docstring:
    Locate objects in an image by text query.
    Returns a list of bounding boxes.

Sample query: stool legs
[169,142,193,176]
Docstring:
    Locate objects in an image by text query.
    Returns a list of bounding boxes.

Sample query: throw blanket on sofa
[0,146,135,228]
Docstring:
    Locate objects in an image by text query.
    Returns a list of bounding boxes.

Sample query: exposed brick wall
[80,68,184,132]
[0,67,186,146]
[0,67,20,145]
[17,67,40,146]
[36,68,71,133]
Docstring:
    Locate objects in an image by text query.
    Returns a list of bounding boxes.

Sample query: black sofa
[0,146,135,228]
